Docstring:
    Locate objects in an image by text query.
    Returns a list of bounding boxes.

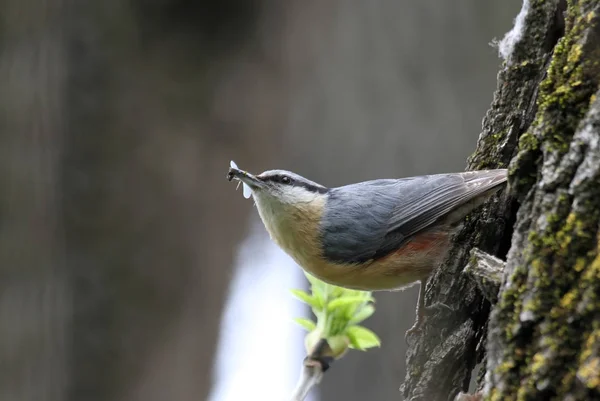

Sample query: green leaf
[346,331,362,350]
[304,272,326,289]
[346,325,381,350]
[326,335,350,359]
[327,296,372,312]
[344,289,366,298]
[326,316,349,337]
[304,329,322,355]
[290,289,322,310]
[304,272,322,289]
[293,317,316,332]
[291,273,380,358]
[330,285,345,298]
[349,304,375,324]
[305,273,327,300]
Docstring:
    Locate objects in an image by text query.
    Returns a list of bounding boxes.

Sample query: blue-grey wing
[319,170,507,264]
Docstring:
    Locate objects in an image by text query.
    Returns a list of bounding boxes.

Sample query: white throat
[251,189,325,264]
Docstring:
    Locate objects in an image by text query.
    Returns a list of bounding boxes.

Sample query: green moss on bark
[468,0,562,173]
[487,1,600,400]
[535,4,600,154]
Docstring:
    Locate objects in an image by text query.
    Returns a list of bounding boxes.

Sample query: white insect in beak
[230,160,253,199]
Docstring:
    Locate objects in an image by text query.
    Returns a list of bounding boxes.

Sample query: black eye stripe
[259,173,329,194]
[264,174,292,184]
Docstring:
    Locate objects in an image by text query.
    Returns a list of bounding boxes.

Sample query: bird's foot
[405,318,424,341]
[405,302,455,342]
[423,302,454,315]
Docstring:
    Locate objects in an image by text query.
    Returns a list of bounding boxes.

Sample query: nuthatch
[227,161,507,333]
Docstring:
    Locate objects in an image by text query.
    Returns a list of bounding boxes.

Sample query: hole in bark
[497,198,519,261]
[545,0,568,52]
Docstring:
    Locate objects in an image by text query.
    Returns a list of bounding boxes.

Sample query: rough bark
[463,248,506,304]
[488,0,600,399]
[403,1,600,400]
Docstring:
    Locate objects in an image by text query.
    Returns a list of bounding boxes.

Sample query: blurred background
[0,1,520,400]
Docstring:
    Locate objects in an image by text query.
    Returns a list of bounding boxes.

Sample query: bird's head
[227,161,328,207]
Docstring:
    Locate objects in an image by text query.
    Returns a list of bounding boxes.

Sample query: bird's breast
[304,229,451,291]
[254,194,451,291]
[254,195,326,269]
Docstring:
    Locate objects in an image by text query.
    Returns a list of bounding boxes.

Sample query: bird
[227,161,507,335]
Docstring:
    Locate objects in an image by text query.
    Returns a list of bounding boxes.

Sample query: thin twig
[290,338,333,401]
[290,359,324,401]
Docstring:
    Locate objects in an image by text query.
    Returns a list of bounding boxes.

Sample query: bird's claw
[423,302,454,315]
[405,318,423,341]
[404,302,456,342]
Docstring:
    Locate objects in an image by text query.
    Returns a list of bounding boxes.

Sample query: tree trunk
[0,1,281,400]
[0,0,70,399]
[402,0,600,400]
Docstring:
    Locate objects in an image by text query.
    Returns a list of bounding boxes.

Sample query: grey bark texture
[463,248,505,304]
[403,1,600,400]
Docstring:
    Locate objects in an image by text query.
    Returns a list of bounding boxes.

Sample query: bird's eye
[281,176,291,184]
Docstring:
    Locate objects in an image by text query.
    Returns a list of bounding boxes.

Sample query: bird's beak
[227,166,264,189]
